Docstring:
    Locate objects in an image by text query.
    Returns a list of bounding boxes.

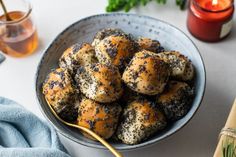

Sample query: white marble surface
[0,0,236,157]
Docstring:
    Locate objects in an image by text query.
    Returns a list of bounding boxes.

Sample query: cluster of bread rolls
[43,28,195,145]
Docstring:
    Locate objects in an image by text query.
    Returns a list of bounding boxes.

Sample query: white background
[0,0,236,157]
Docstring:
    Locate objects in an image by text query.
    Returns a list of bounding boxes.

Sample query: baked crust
[157,81,194,120]
[122,50,170,95]
[75,63,123,103]
[117,98,166,144]
[77,97,122,139]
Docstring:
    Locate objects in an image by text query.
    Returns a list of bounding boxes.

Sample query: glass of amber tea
[0,0,38,57]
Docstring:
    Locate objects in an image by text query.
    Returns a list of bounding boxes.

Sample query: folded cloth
[0,53,5,64]
[0,97,71,157]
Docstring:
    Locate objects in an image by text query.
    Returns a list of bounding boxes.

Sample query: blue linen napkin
[0,53,5,64]
[0,97,71,157]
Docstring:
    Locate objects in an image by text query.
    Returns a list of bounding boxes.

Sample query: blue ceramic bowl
[35,13,206,150]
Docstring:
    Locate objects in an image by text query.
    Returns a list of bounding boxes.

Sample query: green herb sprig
[222,139,236,157]
[106,0,187,12]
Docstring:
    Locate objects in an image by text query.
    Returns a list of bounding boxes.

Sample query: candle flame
[212,0,218,5]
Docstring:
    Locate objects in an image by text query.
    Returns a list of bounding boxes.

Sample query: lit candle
[212,0,218,5]
[187,0,234,42]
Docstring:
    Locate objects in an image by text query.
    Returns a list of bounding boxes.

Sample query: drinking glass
[0,0,38,57]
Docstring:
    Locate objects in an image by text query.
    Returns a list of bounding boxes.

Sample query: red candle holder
[187,0,234,42]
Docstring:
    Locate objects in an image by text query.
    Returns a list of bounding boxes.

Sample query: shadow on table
[123,81,233,157]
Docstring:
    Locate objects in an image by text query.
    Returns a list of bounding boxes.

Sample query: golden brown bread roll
[75,63,123,103]
[117,98,167,144]
[157,51,194,81]
[156,81,194,121]
[95,34,137,70]
[182,61,195,81]
[42,68,78,122]
[59,43,97,74]
[122,50,170,95]
[137,37,164,53]
[77,97,122,139]
[92,28,125,47]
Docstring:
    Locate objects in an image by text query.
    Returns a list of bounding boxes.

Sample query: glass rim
[0,0,32,25]
[192,0,234,13]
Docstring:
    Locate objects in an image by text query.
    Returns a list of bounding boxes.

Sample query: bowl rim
[35,13,206,151]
